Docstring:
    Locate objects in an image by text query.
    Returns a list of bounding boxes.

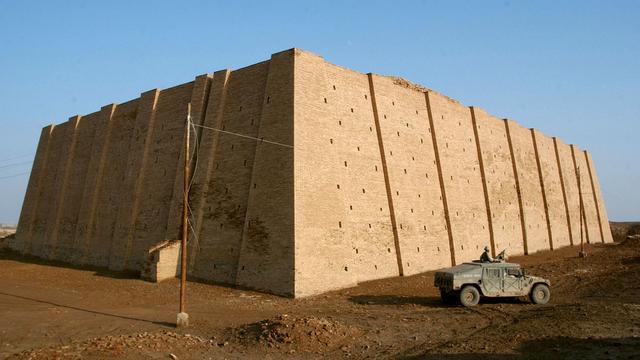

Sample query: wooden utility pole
[177,103,191,327]
[577,166,587,258]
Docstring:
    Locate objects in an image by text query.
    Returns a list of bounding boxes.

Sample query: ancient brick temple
[13,49,612,297]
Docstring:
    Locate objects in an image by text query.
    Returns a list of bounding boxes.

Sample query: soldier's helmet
[484,246,490,252]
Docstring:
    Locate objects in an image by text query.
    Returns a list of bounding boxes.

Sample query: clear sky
[0,0,638,223]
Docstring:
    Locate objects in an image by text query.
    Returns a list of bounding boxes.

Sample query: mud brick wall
[293,52,400,297]
[14,48,613,297]
[426,92,491,264]
[531,130,571,249]
[471,108,524,256]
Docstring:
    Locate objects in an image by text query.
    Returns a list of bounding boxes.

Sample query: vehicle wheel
[529,284,550,305]
[440,289,456,304]
[459,286,480,307]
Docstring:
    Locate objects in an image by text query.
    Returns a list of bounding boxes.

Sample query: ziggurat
[13,49,613,297]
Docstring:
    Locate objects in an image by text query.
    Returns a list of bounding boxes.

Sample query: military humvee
[434,261,550,307]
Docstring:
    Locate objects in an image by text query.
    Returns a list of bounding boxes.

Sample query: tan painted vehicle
[434,260,551,307]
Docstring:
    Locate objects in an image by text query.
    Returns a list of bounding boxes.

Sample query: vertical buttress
[504,120,528,254]
[367,73,404,276]
[425,91,456,266]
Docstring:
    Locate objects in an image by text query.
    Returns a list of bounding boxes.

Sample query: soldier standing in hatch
[480,246,493,263]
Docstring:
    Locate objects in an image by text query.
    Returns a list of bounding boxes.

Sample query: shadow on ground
[0,291,174,327]
[0,248,140,280]
[400,336,640,359]
[349,295,445,307]
[349,295,528,308]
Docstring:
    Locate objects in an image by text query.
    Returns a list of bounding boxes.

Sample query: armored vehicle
[434,261,550,307]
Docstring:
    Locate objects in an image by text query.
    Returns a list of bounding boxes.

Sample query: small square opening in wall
[392,101,395,106]
[344,161,348,167]
[355,248,358,254]
[369,126,373,132]
[338,221,342,228]
[330,138,333,144]
[349,205,353,210]
[368,224,372,228]
[324,98,327,103]
[420,138,424,144]
[339,120,342,126]
[364,94,368,99]
[384,114,387,119]
[437,246,440,252]
[362,188,366,194]
[333,85,336,90]
[344,266,348,271]
[404,168,407,174]
[416,110,419,115]
[387,248,391,253]
[350,108,354,113]
[423,225,426,230]
[375,165,378,171]
[337,184,340,189]
[417,246,420,252]
[357,146,360,151]
[267,96,270,103]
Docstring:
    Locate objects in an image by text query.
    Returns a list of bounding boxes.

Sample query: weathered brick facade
[13,49,613,297]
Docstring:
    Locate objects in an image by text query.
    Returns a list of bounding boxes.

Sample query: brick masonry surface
[14,49,613,297]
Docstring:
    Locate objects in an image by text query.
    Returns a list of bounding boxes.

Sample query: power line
[0,171,30,180]
[0,153,34,163]
[193,123,293,149]
[0,160,33,169]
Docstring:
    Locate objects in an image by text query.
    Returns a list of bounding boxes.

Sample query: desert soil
[1,224,639,359]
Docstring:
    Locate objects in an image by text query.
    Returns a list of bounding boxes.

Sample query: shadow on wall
[0,248,140,280]
[400,336,640,359]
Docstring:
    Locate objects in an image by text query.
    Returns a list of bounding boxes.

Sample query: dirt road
[1,234,639,359]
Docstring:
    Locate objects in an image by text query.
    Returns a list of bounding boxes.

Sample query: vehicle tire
[459,286,480,307]
[529,284,550,305]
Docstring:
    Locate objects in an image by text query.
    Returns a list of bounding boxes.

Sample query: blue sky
[0,0,638,223]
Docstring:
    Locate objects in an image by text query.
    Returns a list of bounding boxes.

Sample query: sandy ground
[0,226,639,359]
